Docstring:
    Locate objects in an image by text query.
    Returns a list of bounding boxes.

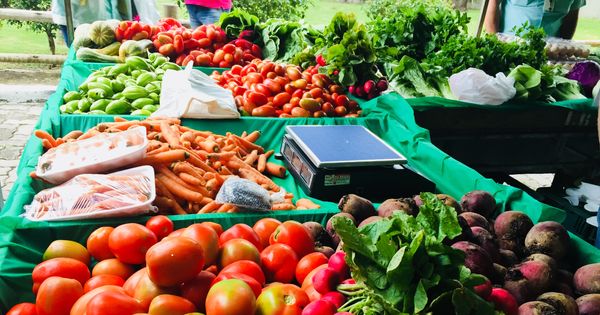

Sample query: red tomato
[199,222,223,236]
[86,290,144,315]
[123,268,146,296]
[36,277,83,315]
[145,215,174,240]
[71,285,125,315]
[148,294,196,315]
[108,223,157,265]
[219,223,263,250]
[181,271,215,312]
[269,221,314,258]
[334,95,350,108]
[133,271,176,310]
[219,238,260,268]
[181,223,219,267]
[87,226,115,261]
[92,258,135,280]
[303,284,322,302]
[43,240,90,266]
[212,272,262,297]
[6,303,37,315]
[205,279,256,315]
[272,93,291,108]
[247,92,268,106]
[146,236,205,287]
[252,218,281,250]
[83,274,125,293]
[219,260,265,286]
[246,73,264,84]
[32,258,90,294]
[260,244,298,283]
[255,283,310,315]
[295,252,329,284]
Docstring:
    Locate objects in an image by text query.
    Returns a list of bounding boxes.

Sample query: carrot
[141,149,189,165]
[146,144,170,156]
[295,198,321,209]
[147,140,164,152]
[222,144,236,152]
[153,196,181,214]
[198,201,220,213]
[244,150,259,165]
[265,162,286,178]
[181,131,195,143]
[219,166,233,175]
[158,165,209,196]
[241,131,248,138]
[206,152,237,161]
[206,178,218,192]
[231,134,264,153]
[63,130,83,140]
[148,116,181,125]
[172,161,206,177]
[186,152,216,173]
[114,116,128,122]
[157,174,206,203]
[179,172,203,186]
[147,131,159,140]
[272,203,296,210]
[211,161,222,170]
[244,130,261,143]
[217,203,235,213]
[160,120,180,147]
[34,130,57,147]
[41,139,53,150]
[238,168,279,192]
[257,150,274,173]
[199,140,219,153]
[227,206,239,213]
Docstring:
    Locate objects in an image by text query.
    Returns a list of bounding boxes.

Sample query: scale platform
[280,125,434,202]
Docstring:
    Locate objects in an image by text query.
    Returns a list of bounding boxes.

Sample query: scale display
[285,125,407,168]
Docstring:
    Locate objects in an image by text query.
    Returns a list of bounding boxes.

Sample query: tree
[5,0,59,54]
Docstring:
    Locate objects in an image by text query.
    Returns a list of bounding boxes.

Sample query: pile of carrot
[32,117,321,214]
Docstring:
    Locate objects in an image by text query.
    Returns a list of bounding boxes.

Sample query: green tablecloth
[406,96,597,112]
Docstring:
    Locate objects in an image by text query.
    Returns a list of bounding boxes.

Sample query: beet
[554,282,575,297]
[338,194,376,223]
[494,211,533,257]
[377,198,418,217]
[315,246,335,258]
[499,249,519,267]
[576,294,600,315]
[459,212,491,231]
[470,226,500,262]
[524,222,570,260]
[518,301,558,315]
[358,216,383,227]
[460,190,497,218]
[556,269,573,284]
[573,263,600,295]
[453,216,475,243]
[504,261,554,304]
[451,241,494,278]
[536,292,578,315]
[413,195,423,207]
[523,254,558,273]
[326,213,356,246]
[494,263,508,284]
[303,222,334,248]
[436,194,462,213]
[489,288,519,315]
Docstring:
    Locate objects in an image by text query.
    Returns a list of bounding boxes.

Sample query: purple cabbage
[566,61,600,97]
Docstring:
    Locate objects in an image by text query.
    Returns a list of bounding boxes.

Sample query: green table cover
[406,96,597,112]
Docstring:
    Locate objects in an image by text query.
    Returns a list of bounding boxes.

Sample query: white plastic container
[35,126,148,184]
[24,166,157,221]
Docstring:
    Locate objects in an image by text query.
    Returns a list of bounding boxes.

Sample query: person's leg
[59,25,71,47]
[204,8,226,25]
[596,211,600,248]
[185,4,202,28]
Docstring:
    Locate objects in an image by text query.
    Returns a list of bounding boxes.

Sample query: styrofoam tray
[35,126,148,184]
[24,166,157,221]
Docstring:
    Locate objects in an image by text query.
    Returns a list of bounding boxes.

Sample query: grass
[0,0,597,56]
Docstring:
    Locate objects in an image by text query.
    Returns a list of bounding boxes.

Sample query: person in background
[484,0,586,39]
[185,0,232,28]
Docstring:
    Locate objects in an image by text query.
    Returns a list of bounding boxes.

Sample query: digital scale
[279,125,435,202]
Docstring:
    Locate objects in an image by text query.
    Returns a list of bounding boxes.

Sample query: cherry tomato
[219,260,266,286]
[91,258,135,280]
[6,303,37,315]
[148,294,197,315]
[219,238,260,268]
[181,271,215,312]
[146,236,205,287]
[87,227,115,261]
[32,258,90,294]
[219,223,263,251]
[296,252,329,284]
[36,277,83,315]
[269,221,314,258]
[43,240,90,266]
[334,95,350,108]
[181,223,219,267]
[260,243,298,283]
[86,290,144,315]
[108,223,157,265]
[212,272,262,297]
[205,279,256,315]
[252,218,281,250]
[83,274,125,293]
[145,215,174,241]
[255,283,309,315]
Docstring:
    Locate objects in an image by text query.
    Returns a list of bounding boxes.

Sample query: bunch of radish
[348,78,388,100]
[303,252,352,315]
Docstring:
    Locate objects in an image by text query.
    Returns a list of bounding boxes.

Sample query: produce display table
[407,96,599,188]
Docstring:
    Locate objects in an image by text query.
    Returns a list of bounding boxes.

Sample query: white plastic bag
[153,62,240,119]
[449,68,516,105]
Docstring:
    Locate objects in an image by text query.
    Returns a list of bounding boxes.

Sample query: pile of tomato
[211,60,361,118]
[6,216,353,315]
[151,20,262,68]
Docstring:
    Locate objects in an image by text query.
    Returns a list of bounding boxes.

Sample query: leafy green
[217,9,260,40]
[508,64,543,101]
[507,64,587,102]
[552,75,588,101]
[385,56,454,99]
[334,192,495,315]
[365,0,453,20]
[257,19,322,62]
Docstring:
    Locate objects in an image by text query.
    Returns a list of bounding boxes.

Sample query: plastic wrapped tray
[35,126,148,184]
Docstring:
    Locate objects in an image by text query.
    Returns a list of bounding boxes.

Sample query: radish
[473,277,492,299]
[348,85,355,95]
[321,292,346,308]
[363,80,375,94]
[301,299,337,315]
[341,278,355,285]
[312,267,341,294]
[355,86,366,98]
[316,55,326,66]
[376,79,388,92]
[488,288,518,315]
[328,252,349,279]
[335,313,353,315]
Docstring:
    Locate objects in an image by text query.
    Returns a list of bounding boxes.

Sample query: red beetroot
[358,216,383,227]
[488,288,518,315]
[493,211,533,256]
[321,292,346,308]
[524,222,570,260]
[313,267,341,294]
[326,213,356,246]
[470,226,500,262]
[459,212,491,231]
[573,263,600,295]
[504,261,554,304]
[451,241,494,278]
[302,299,337,315]
[474,276,492,299]
[518,301,558,315]
[460,190,496,218]
[576,294,600,315]
[328,252,349,279]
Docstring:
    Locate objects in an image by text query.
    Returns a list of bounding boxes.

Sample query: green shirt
[500,0,586,37]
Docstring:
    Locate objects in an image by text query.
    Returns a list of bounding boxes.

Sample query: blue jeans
[596,211,600,248]
[59,25,71,47]
[186,5,228,28]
